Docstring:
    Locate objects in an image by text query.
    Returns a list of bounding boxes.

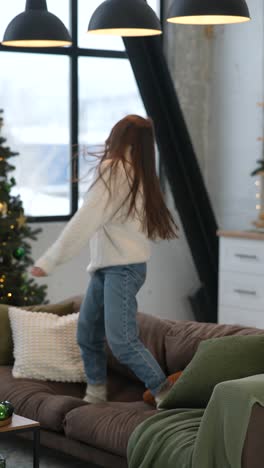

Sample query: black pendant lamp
[167,0,250,25]
[2,0,72,47]
[88,0,162,37]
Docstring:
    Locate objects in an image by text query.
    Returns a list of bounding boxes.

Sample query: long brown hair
[91,114,178,241]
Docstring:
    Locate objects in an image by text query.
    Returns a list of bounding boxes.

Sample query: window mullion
[70,0,79,215]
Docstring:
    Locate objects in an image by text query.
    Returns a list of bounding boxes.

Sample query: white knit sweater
[35,160,151,275]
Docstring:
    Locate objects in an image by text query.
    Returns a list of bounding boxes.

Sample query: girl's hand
[31,266,47,277]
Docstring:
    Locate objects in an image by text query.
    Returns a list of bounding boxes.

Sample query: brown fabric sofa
[1,296,264,468]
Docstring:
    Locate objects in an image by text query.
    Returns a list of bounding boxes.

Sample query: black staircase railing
[124,35,219,323]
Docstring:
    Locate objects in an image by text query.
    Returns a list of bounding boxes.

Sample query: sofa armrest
[242,403,264,468]
[56,296,84,313]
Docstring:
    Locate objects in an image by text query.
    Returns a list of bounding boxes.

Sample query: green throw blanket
[128,375,264,468]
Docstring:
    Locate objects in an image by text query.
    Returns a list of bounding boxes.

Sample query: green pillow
[0,301,75,366]
[159,335,264,409]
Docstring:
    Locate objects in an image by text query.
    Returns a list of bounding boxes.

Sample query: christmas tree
[0,110,47,306]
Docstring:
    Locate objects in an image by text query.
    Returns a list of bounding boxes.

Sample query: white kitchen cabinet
[218,231,264,327]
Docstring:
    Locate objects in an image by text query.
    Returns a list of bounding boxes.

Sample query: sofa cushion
[160,335,264,409]
[25,302,76,315]
[242,403,264,468]
[0,367,86,432]
[0,300,75,366]
[64,401,156,457]
[107,369,146,402]
[57,295,83,314]
[165,320,264,373]
[9,307,86,382]
[107,312,172,381]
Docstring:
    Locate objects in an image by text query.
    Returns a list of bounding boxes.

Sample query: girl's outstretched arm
[33,161,128,275]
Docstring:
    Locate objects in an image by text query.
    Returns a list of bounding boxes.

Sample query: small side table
[0,414,40,468]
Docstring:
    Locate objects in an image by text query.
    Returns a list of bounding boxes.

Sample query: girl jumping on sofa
[31,114,178,405]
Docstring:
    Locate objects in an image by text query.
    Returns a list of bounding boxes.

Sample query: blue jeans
[77,263,167,396]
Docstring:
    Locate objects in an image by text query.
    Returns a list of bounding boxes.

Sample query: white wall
[206,0,264,229]
[164,0,264,217]
[161,0,264,323]
[30,207,198,321]
[164,17,212,172]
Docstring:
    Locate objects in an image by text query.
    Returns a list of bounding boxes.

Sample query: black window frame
[0,0,163,223]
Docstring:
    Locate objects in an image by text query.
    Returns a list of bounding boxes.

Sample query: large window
[0,0,161,221]
[78,57,146,202]
[0,53,70,217]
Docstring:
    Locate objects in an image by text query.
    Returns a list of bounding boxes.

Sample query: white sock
[83,383,107,404]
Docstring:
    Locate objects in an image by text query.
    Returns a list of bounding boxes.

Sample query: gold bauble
[0,202,8,216]
[16,213,26,228]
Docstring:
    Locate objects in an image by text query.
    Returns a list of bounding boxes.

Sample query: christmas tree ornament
[13,246,25,260]
[16,213,26,228]
[0,202,8,216]
[0,401,14,418]
[0,403,9,420]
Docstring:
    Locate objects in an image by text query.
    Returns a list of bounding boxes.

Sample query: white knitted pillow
[9,307,86,382]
